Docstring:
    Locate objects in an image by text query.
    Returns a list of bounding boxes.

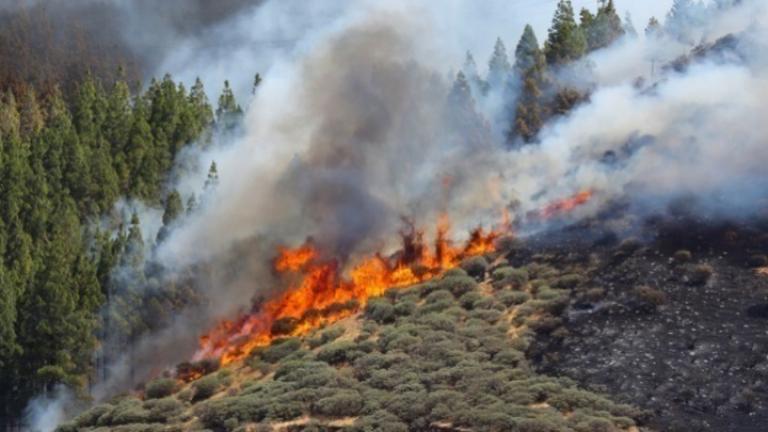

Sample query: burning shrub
[674,249,693,264]
[461,256,489,280]
[144,377,177,399]
[176,358,219,382]
[311,390,364,417]
[365,298,396,324]
[261,338,302,363]
[270,317,300,336]
[688,264,714,286]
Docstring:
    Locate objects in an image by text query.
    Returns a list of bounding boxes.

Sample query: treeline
[0,71,245,424]
[453,0,714,145]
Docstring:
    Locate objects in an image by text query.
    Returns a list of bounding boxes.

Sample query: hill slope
[57,249,644,432]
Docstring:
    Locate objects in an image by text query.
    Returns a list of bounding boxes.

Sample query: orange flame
[537,190,594,219]
[194,217,507,366]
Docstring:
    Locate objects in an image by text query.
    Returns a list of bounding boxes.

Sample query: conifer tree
[545,0,587,65]
[216,80,243,131]
[624,12,639,38]
[487,38,512,87]
[515,25,545,75]
[205,161,220,190]
[646,17,662,38]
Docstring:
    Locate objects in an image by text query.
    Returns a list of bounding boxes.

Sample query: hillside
[55,242,646,432]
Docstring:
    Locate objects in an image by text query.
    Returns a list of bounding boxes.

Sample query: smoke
[39,0,768,426]
[23,386,74,432]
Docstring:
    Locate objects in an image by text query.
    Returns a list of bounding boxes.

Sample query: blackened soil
[524,219,768,432]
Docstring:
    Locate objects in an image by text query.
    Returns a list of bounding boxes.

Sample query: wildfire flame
[536,189,594,220]
[192,191,593,369]
[193,217,506,366]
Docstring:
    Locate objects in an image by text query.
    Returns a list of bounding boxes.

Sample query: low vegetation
[58,251,642,432]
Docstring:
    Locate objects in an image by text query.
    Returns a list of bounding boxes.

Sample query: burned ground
[525,217,768,432]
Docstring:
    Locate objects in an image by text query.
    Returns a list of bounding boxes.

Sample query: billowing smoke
[34,0,768,427]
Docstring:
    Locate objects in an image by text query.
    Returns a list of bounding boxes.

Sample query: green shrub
[537,288,569,302]
[365,299,396,324]
[261,338,302,363]
[493,349,525,367]
[107,399,150,425]
[443,268,468,278]
[438,275,478,297]
[143,397,184,422]
[311,390,364,417]
[193,374,222,402]
[492,266,529,288]
[143,377,177,399]
[553,273,584,289]
[316,341,362,365]
[309,325,346,349]
[394,299,417,317]
[461,256,489,279]
[498,291,530,306]
[70,403,113,428]
[354,410,409,432]
[458,291,483,310]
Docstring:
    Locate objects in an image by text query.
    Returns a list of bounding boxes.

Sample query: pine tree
[545,0,587,65]
[582,0,624,52]
[462,51,480,82]
[18,87,43,139]
[515,25,545,75]
[157,189,183,243]
[487,38,512,87]
[513,70,544,143]
[123,212,145,272]
[646,17,662,38]
[216,80,243,131]
[205,161,219,190]
[624,12,639,38]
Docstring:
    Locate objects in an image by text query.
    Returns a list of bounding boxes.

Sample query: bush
[316,341,361,365]
[311,390,364,417]
[308,326,346,348]
[261,338,302,363]
[365,299,396,324]
[461,256,489,279]
[584,287,606,302]
[143,397,184,422]
[674,249,692,264]
[193,374,222,402]
[354,410,409,432]
[107,399,150,425]
[553,273,584,289]
[458,291,483,310]
[394,300,417,316]
[688,264,714,286]
[498,291,530,306]
[438,275,478,297]
[492,267,529,289]
[634,286,667,308]
[144,377,177,400]
[70,404,113,428]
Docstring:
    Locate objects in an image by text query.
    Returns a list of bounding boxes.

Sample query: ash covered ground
[520,215,768,432]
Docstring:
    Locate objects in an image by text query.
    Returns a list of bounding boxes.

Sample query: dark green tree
[216,80,243,131]
[545,0,587,65]
[514,25,545,75]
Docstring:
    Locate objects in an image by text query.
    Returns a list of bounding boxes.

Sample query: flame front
[537,190,594,219]
[194,217,506,366]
